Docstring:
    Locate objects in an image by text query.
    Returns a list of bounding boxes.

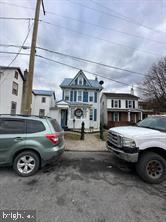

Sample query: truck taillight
[46,134,59,145]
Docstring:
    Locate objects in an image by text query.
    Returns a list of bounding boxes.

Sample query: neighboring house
[32,90,56,116]
[0,66,24,114]
[100,90,143,128]
[50,70,103,131]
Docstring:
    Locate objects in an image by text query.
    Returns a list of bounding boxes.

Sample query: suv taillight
[46,134,59,145]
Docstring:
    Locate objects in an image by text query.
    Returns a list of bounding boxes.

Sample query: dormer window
[78,77,83,85]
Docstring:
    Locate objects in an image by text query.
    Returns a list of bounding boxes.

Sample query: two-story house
[0,66,24,114]
[32,90,56,116]
[50,70,103,131]
[100,90,143,128]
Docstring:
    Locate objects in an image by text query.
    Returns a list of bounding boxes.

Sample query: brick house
[100,91,143,128]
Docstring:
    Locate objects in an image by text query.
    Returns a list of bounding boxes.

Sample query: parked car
[106,115,166,184]
[0,115,64,176]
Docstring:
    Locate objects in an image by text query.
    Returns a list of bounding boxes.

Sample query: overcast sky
[0,0,166,99]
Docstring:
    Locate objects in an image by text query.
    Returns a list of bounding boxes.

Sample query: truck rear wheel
[136,152,166,184]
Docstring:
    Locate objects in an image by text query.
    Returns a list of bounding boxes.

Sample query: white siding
[32,95,54,116]
[0,69,23,114]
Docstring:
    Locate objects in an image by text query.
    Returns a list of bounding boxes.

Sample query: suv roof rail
[0,114,51,119]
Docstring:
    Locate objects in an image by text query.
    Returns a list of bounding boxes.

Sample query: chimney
[131,86,134,95]
[21,69,29,114]
[95,75,98,81]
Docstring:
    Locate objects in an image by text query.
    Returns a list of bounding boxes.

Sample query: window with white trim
[89,91,93,102]
[12,81,18,96]
[78,76,83,85]
[11,101,17,114]
[64,90,69,101]
[78,91,82,101]
[128,100,132,108]
[113,112,119,121]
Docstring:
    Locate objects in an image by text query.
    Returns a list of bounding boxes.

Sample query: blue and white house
[50,70,103,131]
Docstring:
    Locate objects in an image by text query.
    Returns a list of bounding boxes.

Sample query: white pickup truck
[107,116,166,184]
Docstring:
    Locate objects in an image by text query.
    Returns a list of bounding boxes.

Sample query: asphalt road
[0,151,166,222]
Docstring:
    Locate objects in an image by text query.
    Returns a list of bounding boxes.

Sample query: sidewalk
[65,133,106,151]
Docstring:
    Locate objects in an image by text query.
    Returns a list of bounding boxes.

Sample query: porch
[107,109,143,128]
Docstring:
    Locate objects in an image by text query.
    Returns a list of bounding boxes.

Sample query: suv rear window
[0,119,26,134]
[26,120,46,133]
[50,119,62,132]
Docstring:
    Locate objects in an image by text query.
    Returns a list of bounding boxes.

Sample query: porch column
[140,111,143,120]
[128,111,130,122]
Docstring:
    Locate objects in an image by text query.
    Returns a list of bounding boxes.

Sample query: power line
[69,0,166,34]
[1,0,165,36]
[0,50,147,92]
[41,20,162,57]
[45,12,166,46]
[0,51,30,56]
[0,23,33,86]
[90,0,166,35]
[1,1,165,55]
[0,17,34,20]
[0,46,146,76]
[35,54,148,92]
[36,46,146,76]
[0,1,34,10]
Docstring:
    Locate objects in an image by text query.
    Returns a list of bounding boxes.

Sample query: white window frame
[128,100,133,108]
[114,100,119,108]
[77,90,82,102]
[78,76,83,85]
[64,90,70,101]
[89,91,93,102]
[11,101,17,115]
[113,112,119,121]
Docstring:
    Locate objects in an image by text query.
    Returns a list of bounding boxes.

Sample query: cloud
[0,0,166,100]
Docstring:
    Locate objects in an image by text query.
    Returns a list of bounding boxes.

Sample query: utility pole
[23,0,42,115]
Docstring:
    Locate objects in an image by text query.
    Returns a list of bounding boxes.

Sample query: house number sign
[74,108,83,117]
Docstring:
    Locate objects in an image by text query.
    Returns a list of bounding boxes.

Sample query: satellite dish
[99,80,104,85]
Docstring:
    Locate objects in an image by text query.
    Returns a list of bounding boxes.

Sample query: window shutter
[94,109,97,121]
[94,92,97,103]
[119,100,121,108]
[126,100,128,108]
[70,91,73,101]
[83,91,88,102]
[133,101,135,109]
[62,91,64,100]
[74,91,77,102]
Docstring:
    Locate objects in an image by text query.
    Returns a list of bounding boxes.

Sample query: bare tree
[143,56,166,109]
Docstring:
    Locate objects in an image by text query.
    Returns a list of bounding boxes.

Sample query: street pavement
[0,151,166,222]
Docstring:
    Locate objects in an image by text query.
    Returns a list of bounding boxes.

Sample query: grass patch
[64,132,80,140]
[95,131,108,141]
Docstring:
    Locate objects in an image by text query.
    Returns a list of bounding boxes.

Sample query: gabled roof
[33,90,56,99]
[69,70,91,87]
[103,92,139,99]
[60,70,103,90]
[0,66,24,81]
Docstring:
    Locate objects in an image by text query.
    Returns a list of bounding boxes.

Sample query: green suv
[0,115,65,176]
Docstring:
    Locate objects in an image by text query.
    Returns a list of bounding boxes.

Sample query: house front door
[61,109,68,129]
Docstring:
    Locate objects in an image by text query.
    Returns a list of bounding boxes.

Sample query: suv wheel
[13,151,40,177]
[136,152,166,184]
